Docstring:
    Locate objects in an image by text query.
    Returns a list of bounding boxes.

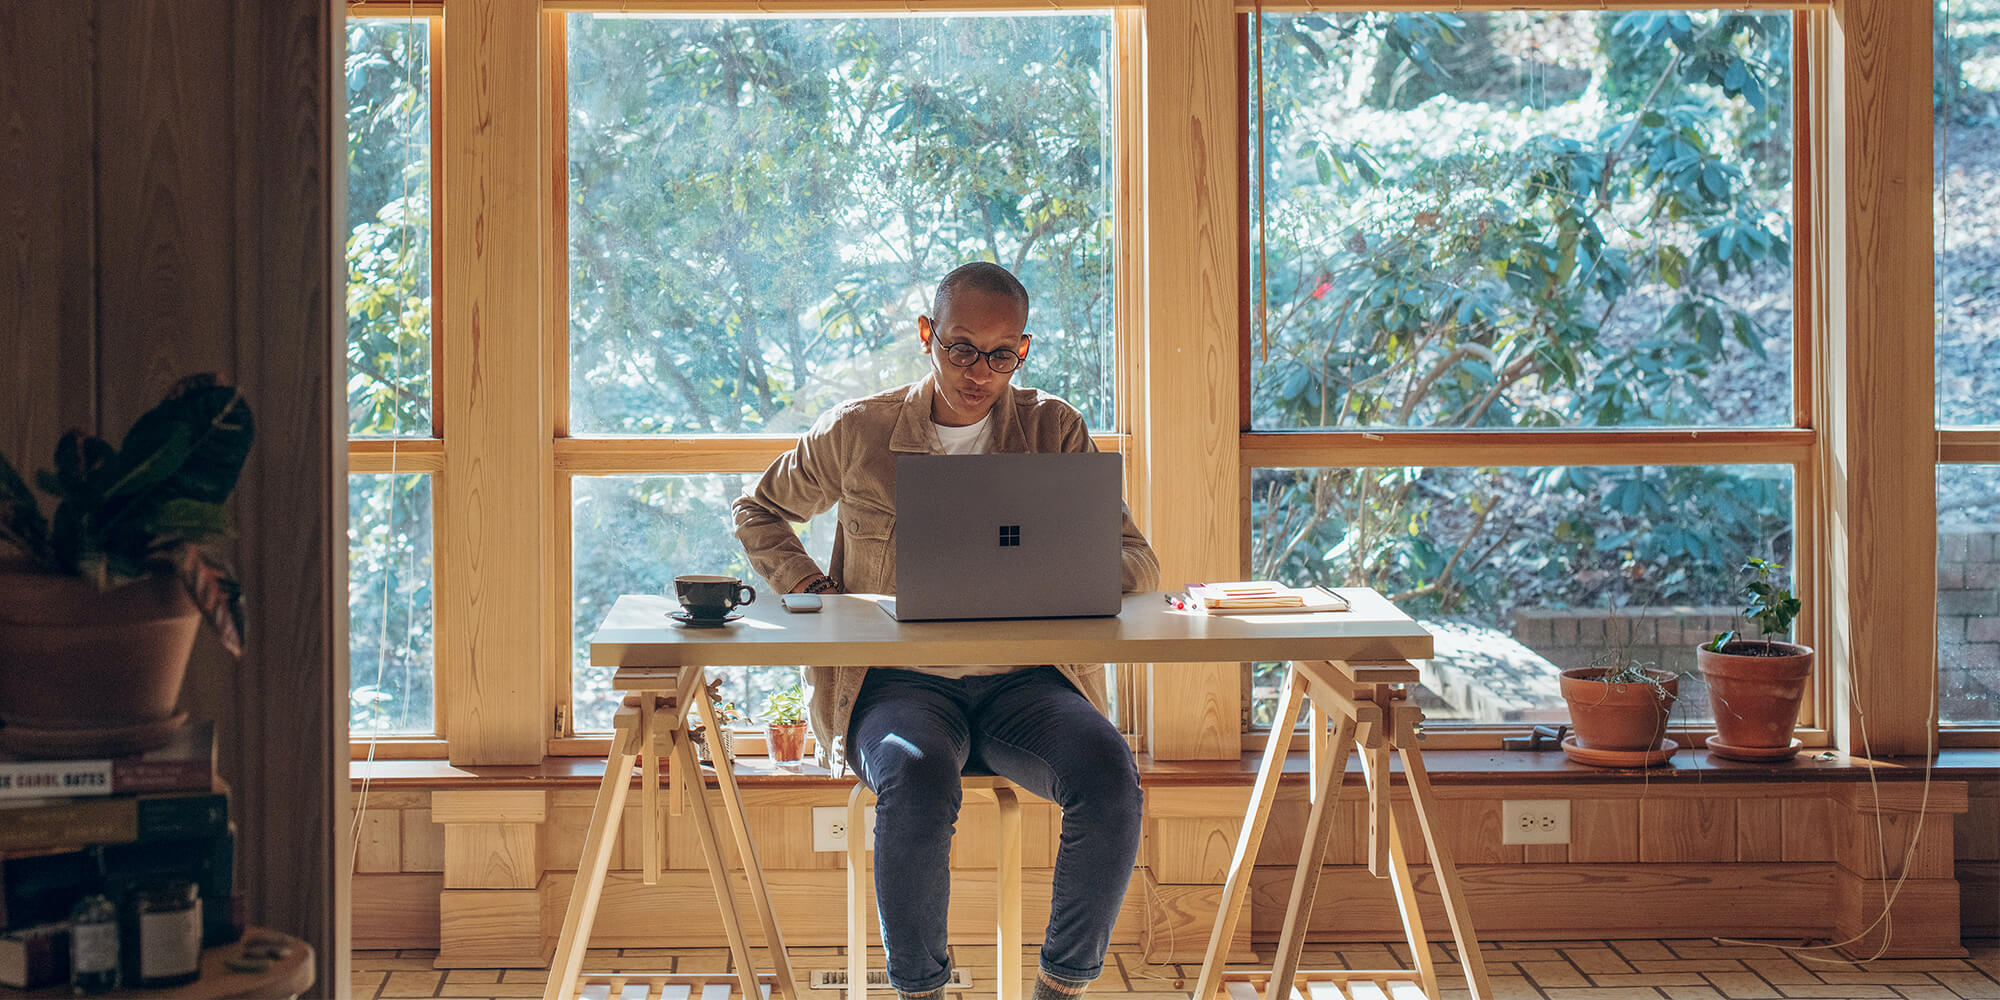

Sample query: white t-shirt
[932,414,991,455]
[899,415,1018,680]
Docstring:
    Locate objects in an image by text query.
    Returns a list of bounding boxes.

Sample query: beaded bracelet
[803,575,841,595]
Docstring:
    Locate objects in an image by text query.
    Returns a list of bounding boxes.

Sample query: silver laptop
[882,453,1124,621]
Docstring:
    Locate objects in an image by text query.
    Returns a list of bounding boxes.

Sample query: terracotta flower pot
[1698,641,1813,749]
[765,722,808,764]
[0,568,199,757]
[1559,667,1679,751]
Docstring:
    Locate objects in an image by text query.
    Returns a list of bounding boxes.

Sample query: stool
[846,773,1028,1000]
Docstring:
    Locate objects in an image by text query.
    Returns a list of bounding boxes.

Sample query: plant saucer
[1705,735,1804,762]
[1560,735,1679,768]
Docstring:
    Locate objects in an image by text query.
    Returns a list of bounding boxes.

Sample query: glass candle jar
[128,880,203,988]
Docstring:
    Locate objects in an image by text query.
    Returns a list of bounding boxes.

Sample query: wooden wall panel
[1961,860,1999,937]
[1954,781,1997,862]
[1832,875,1963,958]
[356,808,403,873]
[444,822,540,888]
[95,0,237,417]
[0,8,95,473]
[1249,863,1835,942]
[1824,0,1937,754]
[1147,817,1240,883]
[402,807,446,872]
[1737,798,1785,862]
[438,887,545,967]
[352,873,445,950]
[1140,869,1253,965]
[440,0,547,765]
[1639,797,1735,863]
[1569,798,1639,863]
[1140,0,1242,761]
[540,868,1146,950]
[1783,797,1839,862]
[224,3,346,992]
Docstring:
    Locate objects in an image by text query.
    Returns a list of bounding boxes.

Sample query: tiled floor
[354,939,2000,1000]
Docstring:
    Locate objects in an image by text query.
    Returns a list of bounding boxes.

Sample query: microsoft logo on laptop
[998,525,1021,547]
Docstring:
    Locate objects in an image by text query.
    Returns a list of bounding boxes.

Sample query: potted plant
[688,678,741,765]
[0,375,254,758]
[1698,557,1812,761]
[1558,654,1681,766]
[761,685,809,765]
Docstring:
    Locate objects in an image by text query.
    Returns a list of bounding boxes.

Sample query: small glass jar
[129,880,203,988]
[69,892,119,995]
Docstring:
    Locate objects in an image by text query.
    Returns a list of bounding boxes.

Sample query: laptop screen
[888,452,1124,621]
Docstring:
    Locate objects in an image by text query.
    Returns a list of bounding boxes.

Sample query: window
[1243,10,1802,731]
[345,14,439,740]
[1936,0,2000,732]
[558,12,1122,735]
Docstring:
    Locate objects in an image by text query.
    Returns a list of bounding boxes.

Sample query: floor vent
[810,969,973,991]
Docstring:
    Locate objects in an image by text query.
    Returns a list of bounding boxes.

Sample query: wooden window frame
[538,6,1147,757]
[370,0,1950,765]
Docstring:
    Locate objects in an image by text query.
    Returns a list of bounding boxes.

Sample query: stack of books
[1184,581,1350,614]
[0,722,238,989]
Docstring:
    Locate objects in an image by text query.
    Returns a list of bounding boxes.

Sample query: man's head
[918,262,1032,427]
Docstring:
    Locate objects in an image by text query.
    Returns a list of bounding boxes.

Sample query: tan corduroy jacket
[731,375,1160,774]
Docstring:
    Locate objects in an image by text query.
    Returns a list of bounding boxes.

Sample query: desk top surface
[589,589,1432,668]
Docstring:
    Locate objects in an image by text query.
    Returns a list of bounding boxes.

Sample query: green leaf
[175,543,245,657]
[0,450,52,563]
[105,375,255,510]
[53,431,118,502]
[102,423,195,499]
[144,498,234,548]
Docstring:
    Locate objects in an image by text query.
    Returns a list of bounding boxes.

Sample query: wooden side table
[0,927,312,999]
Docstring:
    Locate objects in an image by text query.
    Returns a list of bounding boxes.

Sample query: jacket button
[838,698,849,707]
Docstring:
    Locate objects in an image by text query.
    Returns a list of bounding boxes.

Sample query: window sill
[349,746,2000,788]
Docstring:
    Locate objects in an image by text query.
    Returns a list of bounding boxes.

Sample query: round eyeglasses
[937,342,1024,374]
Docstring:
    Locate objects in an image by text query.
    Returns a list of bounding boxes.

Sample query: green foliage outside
[565,14,1116,436]
[345,19,435,735]
[1243,12,1800,722]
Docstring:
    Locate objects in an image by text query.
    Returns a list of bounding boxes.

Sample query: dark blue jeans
[848,666,1144,993]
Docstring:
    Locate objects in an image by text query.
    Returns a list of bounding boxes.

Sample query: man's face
[920,287,1031,427]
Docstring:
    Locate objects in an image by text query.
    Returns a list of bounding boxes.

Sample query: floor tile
[353,938,2000,1000]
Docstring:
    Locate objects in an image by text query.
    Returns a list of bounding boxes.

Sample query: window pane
[1249,12,1793,430]
[1937,1,2000,427]
[566,14,1116,436]
[1940,464,2000,725]
[345,18,434,437]
[571,475,837,733]
[1247,464,1794,727]
[349,474,437,735]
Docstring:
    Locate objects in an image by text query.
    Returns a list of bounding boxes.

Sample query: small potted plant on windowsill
[1558,653,1681,768]
[0,375,254,758]
[1698,557,1812,762]
[761,685,809,765]
[688,678,742,766]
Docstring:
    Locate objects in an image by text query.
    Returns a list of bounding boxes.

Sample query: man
[733,261,1159,1000]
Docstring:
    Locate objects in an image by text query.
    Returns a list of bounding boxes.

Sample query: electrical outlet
[812,805,876,852]
[1501,799,1570,845]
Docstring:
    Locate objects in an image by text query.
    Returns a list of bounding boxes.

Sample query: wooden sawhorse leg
[543,670,801,1000]
[1191,659,1492,1000]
